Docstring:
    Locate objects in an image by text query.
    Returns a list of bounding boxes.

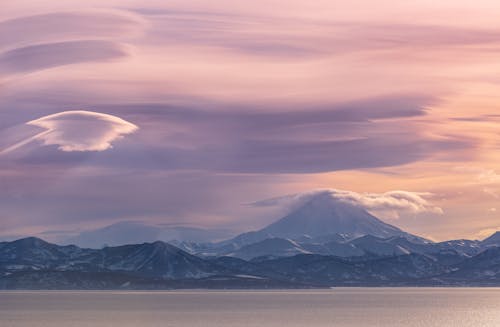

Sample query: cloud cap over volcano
[252,189,443,219]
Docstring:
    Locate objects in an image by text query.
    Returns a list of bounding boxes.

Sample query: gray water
[1,288,500,327]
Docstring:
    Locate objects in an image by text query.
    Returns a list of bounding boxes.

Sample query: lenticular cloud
[2,110,138,154]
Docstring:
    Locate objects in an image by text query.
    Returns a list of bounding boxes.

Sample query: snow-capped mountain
[223,235,483,261]
[2,235,500,288]
[221,192,428,250]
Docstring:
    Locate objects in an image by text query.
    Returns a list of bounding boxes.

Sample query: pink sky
[0,1,499,241]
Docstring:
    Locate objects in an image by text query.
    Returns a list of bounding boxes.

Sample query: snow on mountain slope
[262,192,405,238]
[230,238,311,260]
[95,241,225,278]
[2,236,500,287]
[348,235,411,256]
[222,192,428,250]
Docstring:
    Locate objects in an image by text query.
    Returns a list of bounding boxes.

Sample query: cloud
[451,114,500,122]
[454,166,500,184]
[0,10,146,49]
[0,40,129,75]
[143,10,500,58]
[0,95,473,173]
[252,189,443,219]
[329,189,444,217]
[1,111,138,154]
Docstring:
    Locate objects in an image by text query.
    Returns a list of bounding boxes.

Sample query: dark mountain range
[441,247,500,285]
[0,237,226,279]
[1,233,500,289]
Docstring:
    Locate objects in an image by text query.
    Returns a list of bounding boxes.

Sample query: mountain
[343,235,481,258]
[434,239,483,256]
[219,192,428,250]
[230,238,311,261]
[0,237,226,279]
[481,231,500,247]
[0,237,302,289]
[248,252,456,286]
[226,235,418,261]
[0,237,91,271]
[313,241,364,257]
[435,247,500,285]
[87,241,227,279]
[2,236,500,288]
[348,235,412,256]
[224,235,480,261]
[63,221,235,248]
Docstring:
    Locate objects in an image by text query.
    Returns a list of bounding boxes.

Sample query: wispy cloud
[453,166,500,184]
[0,40,129,74]
[0,10,146,49]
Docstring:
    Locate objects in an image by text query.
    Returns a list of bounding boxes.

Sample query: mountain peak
[222,191,427,250]
[482,231,500,246]
[11,237,49,247]
[260,192,406,240]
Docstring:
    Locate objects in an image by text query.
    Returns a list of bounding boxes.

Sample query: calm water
[1,288,500,327]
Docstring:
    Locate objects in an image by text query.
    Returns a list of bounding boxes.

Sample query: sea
[1,288,500,326]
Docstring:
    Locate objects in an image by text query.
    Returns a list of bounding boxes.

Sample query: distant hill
[63,221,235,248]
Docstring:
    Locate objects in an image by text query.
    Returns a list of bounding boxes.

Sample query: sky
[1,0,500,242]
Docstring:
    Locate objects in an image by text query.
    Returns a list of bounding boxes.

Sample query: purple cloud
[0,10,145,49]
[0,40,129,74]
[138,10,500,57]
[0,95,473,174]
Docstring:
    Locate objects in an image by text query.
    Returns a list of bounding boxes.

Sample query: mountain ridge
[1,233,500,289]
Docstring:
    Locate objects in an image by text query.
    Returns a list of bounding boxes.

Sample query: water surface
[1,288,500,327]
